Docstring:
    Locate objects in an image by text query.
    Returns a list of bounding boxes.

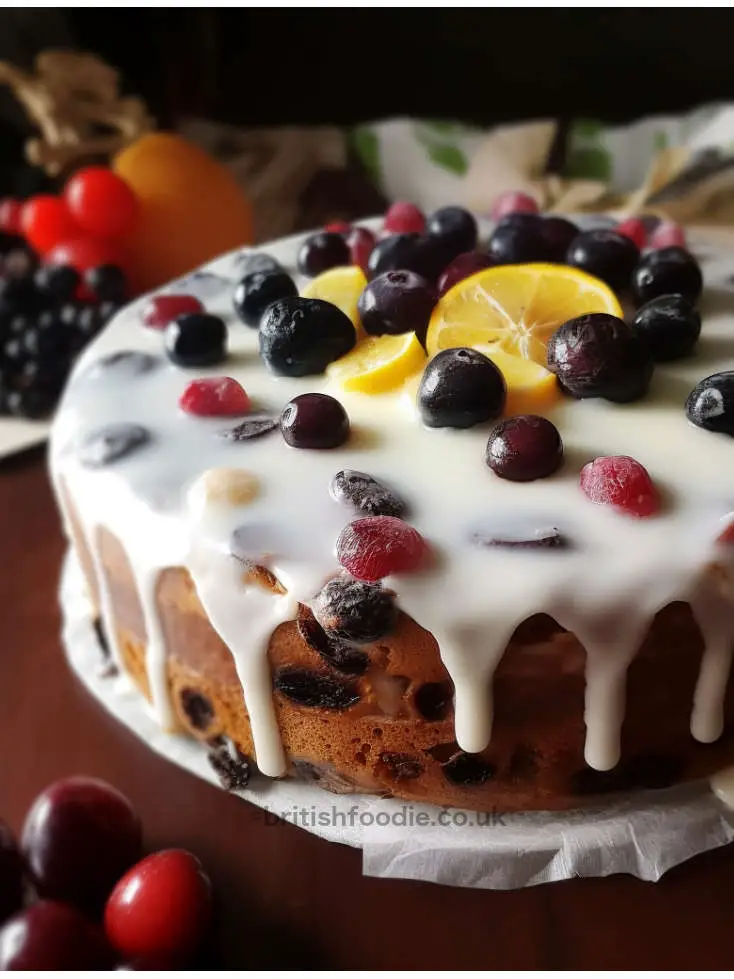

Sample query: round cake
[50,212,734,811]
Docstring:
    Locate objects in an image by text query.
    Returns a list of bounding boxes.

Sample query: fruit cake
[50,203,734,812]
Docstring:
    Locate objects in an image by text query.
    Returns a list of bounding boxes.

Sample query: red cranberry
[179,377,250,416]
[0,821,24,925]
[485,415,564,482]
[616,217,648,249]
[384,201,426,235]
[280,393,350,449]
[337,516,429,581]
[437,251,494,296]
[649,219,686,250]
[143,294,203,329]
[580,455,661,518]
[491,191,539,222]
[0,901,115,970]
[346,226,376,270]
[21,776,143,913]
[104,849,212,962]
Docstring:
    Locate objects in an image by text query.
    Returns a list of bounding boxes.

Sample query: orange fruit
[113,133,254,293]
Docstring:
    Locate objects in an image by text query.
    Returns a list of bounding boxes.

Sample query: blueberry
[330,469,406,517]
[427,206,478,256]
[3,248,37,280]
[259,297,354,376]
[78,423,151,468]
[20,357,70,398]
[6,385,59,420]
[75,306,105,341]
[546,313,654,403]
[686,372,734,436]
[631,246,703,306]
[485,414,563,482]
[280,393,350,448]
[35,264,80,301]
[367,233,448,284]
[0,275,38,310]
[632,294,701,362]
[487,214,550,264]
[85,264,128,303]
[165,312,227,368]
[24,312,69,359]
[566,229,639,292]
[313,577,397,643]
[2,336,26,371]
[234,251,282,277]
[232,270,297,328]
[418,347,506,428]
[542,216,579,262]
[357,270,437,340]
[297,232,350,277]
[58,302,82,329]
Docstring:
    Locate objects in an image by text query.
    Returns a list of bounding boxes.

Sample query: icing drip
[49,221,734,779]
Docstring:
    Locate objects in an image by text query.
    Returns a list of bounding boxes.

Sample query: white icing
[50,220,734,777]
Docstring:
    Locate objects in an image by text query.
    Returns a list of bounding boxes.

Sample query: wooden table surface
[1,448,733,970]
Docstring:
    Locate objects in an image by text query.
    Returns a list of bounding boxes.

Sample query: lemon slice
[426,263,622,365]
[302,266,366,333]
[474,345,560,416]
[328,333,427,394]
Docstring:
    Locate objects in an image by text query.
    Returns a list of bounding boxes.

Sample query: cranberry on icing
[580,456,661,518]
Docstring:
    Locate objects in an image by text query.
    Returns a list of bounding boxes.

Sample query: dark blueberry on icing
[541,216,579,262]
[297,606,369,675]
[487,214,550,265]
[232,270,297,328]
[85,264,128,303]
[471,526,568,549]
[485,414,563,482]
[414,681,453,721]
[378,752,424,781]
[566,229,639,292]
[313,576,397,643]
[220,414,279,441]
[441,752,495,786]
[418,347,506,428]
[280,393,350,449]
[297,232,350,277]
[34,263,80,301]
[427,205,478,256]
[273,667,359,710]
[259,297,355,376]
[546,313,653,403]
[78,423,150,468]
[206,736,251,791]
[165,312,227,368]
[180,689,214,731]
[632,293,701,362]
[330,469,406,517]
[90,351,159,375]
[686,372,734,436]
[234,251,283,277]
[358,270,437,339]
[631,246,703,306]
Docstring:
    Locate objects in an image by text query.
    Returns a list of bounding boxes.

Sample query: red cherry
[336,516,429,581]
[346,226,376,270]
[0,901,115,970]
[46,235,126,276]
[491,191,539,221]
[142,294,203,329]
[384,201,426,235]
[0,198,23,235]
[615,217,647,249]
[104,849,212,961]
[579,455,660,518]
[180,377,250,416]
[21,195,80,254]
[65,167,138,239]
[324,220,351,233]
[438,251,494,295]
[649,219,686,250]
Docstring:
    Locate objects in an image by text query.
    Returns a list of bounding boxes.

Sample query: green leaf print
[426,142,469,176]
[350,127,382,187]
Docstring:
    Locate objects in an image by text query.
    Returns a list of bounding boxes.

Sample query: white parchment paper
[60,553,734,889]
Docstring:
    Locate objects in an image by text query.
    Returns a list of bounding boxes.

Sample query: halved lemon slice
[474,345,561,416]
[426,263,622,365]
[327,332,426,394]
[302,265,366,333]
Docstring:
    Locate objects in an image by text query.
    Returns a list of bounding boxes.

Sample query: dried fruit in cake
[0,821,24,926]
[378,752,424,781]
[490,190,539,221]
[437,251,494,296]
[566,229,639,292]
[487,213,550,264]
[259,296,355,376]
[21,776,143,913]
[384,201,426,235]
[179,377,250,416]
[485,414,564,482]
[327,331,426,394]
[313,576,397,643]
[78,423,150,468]
[580,455,661,517]
[631,246,703,306]
[280,393,350,448]
[418,347,506,428]
[274,667,360,709]
[541,216,580,262]
[142,294,203,329]
[615,217,648,249]
[546,313,654,402]
[206,736,252,791]
[358,269,437,339]
[298,607,370,675]
[297,231,350,277]
[104,849,212,961]
[632,294,701,362]
[442,753,495,786]
[427,205,478,255]
[330,468,406,517]
[686,372,734,436]
[336,515,429,581]
[233,269,297,328]
[426,262,623,366]
[301,265,366,330]
[0,902,115,970]
[165,312,227,367]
